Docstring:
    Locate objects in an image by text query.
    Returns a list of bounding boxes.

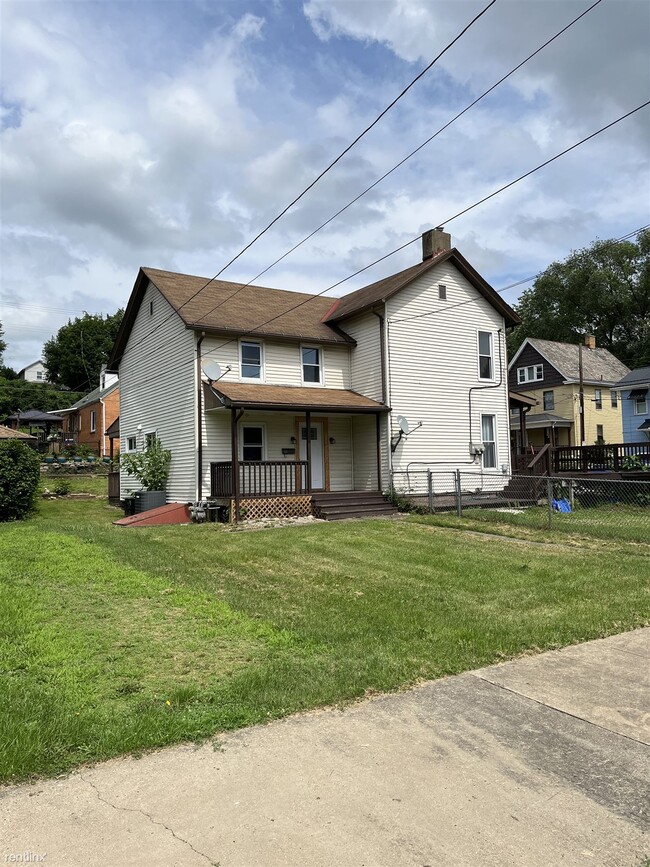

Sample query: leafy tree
[43,310,123,391]
[0,379,83,419]
[0,440,41,521]
[0,322,6,366]
[508,230,650,369]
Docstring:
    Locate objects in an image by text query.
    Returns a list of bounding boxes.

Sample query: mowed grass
[418,503,650,543]
[40,473,109,496]
[1,486,648,783]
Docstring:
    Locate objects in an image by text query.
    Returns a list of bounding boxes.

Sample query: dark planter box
[134,490,166,513]
[619,471,650,480]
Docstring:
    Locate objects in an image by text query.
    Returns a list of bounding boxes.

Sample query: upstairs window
[240,341,262,380]
[302,347,321,384]
[610,390,618,408]
[90,410,96,432]
[543,390,555,411]
[517,364,543,384]
[438,284,447,300]
[242,425,264,461]
[634,394,648,415]
[594,389,602,410]
[477,331,493,380]
[36,370,44,381]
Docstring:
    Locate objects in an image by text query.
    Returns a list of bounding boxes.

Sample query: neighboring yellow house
[508,336,629,450]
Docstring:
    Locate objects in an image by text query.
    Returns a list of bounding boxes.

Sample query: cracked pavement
[2,628,649,866]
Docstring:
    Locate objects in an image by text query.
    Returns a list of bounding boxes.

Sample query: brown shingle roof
[323,248,520,327]
[0,424,37,441]
[208,382,388,413]
[525,338,630,385]
[143,268,352,345]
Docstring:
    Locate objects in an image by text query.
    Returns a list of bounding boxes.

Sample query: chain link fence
[391,469,650,543]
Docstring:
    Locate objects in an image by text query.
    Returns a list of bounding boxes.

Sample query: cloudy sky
[1,0,649,371]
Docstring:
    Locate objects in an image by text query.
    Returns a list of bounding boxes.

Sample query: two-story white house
[107,229,519,520]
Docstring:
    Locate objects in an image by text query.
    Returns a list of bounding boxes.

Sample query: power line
[112,0,498,369]
[192,0,604,327]
[390,225,650,324]
[105,93,650,400]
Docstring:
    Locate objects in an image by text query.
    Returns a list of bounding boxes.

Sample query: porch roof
[208,382,389,413]
[510,412,572,431]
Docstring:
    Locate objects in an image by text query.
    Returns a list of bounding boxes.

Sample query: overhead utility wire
[113,0,498,367]
[390,224,650,324]
[106,104,650,397]
[193,0,604,326]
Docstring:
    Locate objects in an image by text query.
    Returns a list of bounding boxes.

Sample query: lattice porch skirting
[232,495,314,521]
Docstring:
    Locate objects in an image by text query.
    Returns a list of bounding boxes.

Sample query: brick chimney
[584,334,596,350]
[422,227,451,261]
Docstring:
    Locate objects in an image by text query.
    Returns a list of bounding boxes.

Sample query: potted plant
[120,437,171,512]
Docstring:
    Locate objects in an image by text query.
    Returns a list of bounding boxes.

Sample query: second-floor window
[302,347,321,384]
[90,411,96,432]
[543,390,554,411]
[594,389,602,410]
[634,394,648,415]
[610,390,618,408]
[478,331,493,380]
[240,342,262,380]
[517,364,543,384]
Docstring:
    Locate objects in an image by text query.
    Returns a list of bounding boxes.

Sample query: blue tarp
[552,498,572,513]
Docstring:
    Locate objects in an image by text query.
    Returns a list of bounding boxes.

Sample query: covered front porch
[203,382,390,521]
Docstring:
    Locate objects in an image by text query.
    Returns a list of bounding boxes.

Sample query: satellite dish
[202,360,222,382]
[397,415,410,434]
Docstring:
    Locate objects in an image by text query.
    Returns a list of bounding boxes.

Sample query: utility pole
[578,341,585,445]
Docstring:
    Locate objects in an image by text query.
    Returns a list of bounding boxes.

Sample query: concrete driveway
[2,629,649,867]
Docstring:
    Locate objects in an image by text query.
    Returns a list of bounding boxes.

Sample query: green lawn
[40,473,109,497]
[422,503,650,543]
[1,488,648,783]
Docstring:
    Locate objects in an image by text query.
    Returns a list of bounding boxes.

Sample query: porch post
[519,406,528,451]
[305,410,312,494]
[231,407,240,522]
[376,412,382,491]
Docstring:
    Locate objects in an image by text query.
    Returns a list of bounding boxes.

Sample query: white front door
[300,422,325,490]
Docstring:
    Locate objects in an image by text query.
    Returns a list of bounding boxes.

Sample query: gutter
[196,333,205,500]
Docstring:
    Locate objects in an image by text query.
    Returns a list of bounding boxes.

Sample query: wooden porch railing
[210,460,309,498]
[511,444,551,477]
[553,442,650,473]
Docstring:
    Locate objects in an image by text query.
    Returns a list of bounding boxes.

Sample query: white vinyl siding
[345,313,383,401]
[118,281,197,501]
[200,336,350,389]
[385,260,509,476]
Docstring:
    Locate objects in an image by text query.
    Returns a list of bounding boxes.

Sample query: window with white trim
[634,395,648,415]
[301,347,321,384]
[594,389,602,410]
[126,436,137,452]
[36,370,44,380]
[145,431,157,449]
[478,331,493,380]
[517,364,543,384]
[242,425,264,461]
[596,424,604,443]
[481,414,497,469]
[610,390,618,408]
[240,341,262,380]
[90,410,96,432]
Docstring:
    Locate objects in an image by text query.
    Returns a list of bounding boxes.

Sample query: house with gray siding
[107,229,519,519]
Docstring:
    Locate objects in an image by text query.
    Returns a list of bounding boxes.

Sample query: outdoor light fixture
[290,436,296,444]
[329,437,336,445]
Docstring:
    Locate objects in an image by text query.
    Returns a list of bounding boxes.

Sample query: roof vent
[422,227,451,261]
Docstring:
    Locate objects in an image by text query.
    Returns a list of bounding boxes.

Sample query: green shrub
[120,437,171,491]
[53,479,71,496]
[0,440,41,521]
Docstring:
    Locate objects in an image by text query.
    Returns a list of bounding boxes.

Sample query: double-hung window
[302,347,321,384]
[610,390,618,408]
[242,425,264,461]
[90,410,96,432]
[126,435,137,452]
[543,390,555,411]
[634,394,648,415]
[481,414,497,469]
[240,341,262,380]
[517,364,543,385]
[478,331,493,380]
[594,389,602,410]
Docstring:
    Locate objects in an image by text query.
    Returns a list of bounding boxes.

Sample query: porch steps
[312,491,398,521]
